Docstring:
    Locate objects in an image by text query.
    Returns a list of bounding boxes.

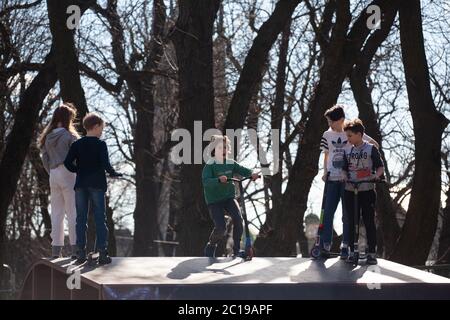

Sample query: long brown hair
[38,103,80,148]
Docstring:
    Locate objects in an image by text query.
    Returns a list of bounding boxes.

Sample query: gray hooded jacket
[41,128,78,173]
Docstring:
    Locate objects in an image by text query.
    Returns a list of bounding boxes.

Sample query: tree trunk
[436,152,450,277]
[259,17,292,239]
[131,0,166,257]
[47,0,89,121]
[0,3,90,273]
[219,0,301,243]
[171,0,220,255]
[29,145,52,240]
[270,18,291,213]
[390,0,449,265]
[132,108,159,256]
[298,225,309,257]
[349,4,400,258]
[213,3,229,130]
[0,49,57,276]
[166,165,180,256]
[105,195,117,256]
[436,192,450,277]
[90,0,167,257]
[47,0,96,250]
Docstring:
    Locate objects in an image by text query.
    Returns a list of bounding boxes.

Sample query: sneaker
[232,250,246,259]
[366,253,378,265]
[340,247,349,260]
[75,250,87,265]
[51,246,63,259]
[76,256,87,264]
[346,252,357,264]
[98,251,112,265]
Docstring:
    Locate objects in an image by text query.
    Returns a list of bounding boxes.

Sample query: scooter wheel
[311,246,321,259]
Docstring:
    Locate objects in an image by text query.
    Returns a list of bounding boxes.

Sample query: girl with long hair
[39,103,80,258]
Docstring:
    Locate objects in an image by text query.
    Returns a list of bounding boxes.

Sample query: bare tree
[390,0,449,266]
[0,0,91,279]
[255,0,400,256]
[170,0,220,255]
[349,3,400,257]
[47,0,90,120]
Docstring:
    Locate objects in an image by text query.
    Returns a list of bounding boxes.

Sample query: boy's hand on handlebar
[219,175,228,183]
[251,173,260,181]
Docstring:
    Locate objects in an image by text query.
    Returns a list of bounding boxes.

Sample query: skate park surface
[20,257,450,300]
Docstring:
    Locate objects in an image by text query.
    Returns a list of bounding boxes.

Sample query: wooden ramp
[19,257,450,300]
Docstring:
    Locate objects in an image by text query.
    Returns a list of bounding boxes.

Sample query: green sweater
[202,159,253,205]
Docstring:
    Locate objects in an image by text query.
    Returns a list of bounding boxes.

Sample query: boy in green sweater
[202,135,259,257]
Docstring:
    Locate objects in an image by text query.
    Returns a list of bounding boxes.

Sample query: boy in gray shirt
[342,119,384,265]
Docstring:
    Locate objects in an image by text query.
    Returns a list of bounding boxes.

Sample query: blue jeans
[321,181,349,249]
[207,198,243,254]
[75,188,108,252]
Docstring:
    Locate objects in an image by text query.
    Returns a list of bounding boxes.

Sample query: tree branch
[0,0,43,18]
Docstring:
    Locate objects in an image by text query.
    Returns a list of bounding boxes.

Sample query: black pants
[207,198,243,254]
[344,189,377,253]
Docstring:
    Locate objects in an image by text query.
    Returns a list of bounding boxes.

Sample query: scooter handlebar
[229,175,261,183]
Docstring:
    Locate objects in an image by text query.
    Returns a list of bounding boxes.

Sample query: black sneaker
[76,256,87,265]
[366,254,378,265]
[75,250,87,265]
[70,245,78,260]
[346,253,358,264]
[98,251,112,265]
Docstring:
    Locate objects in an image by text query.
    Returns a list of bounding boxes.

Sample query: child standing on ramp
[202,135,259,258]
[319,105,379,259]
[64,113,122,265]
[342,119,384,265]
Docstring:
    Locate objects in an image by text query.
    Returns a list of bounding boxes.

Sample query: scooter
[230,177,259,261]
